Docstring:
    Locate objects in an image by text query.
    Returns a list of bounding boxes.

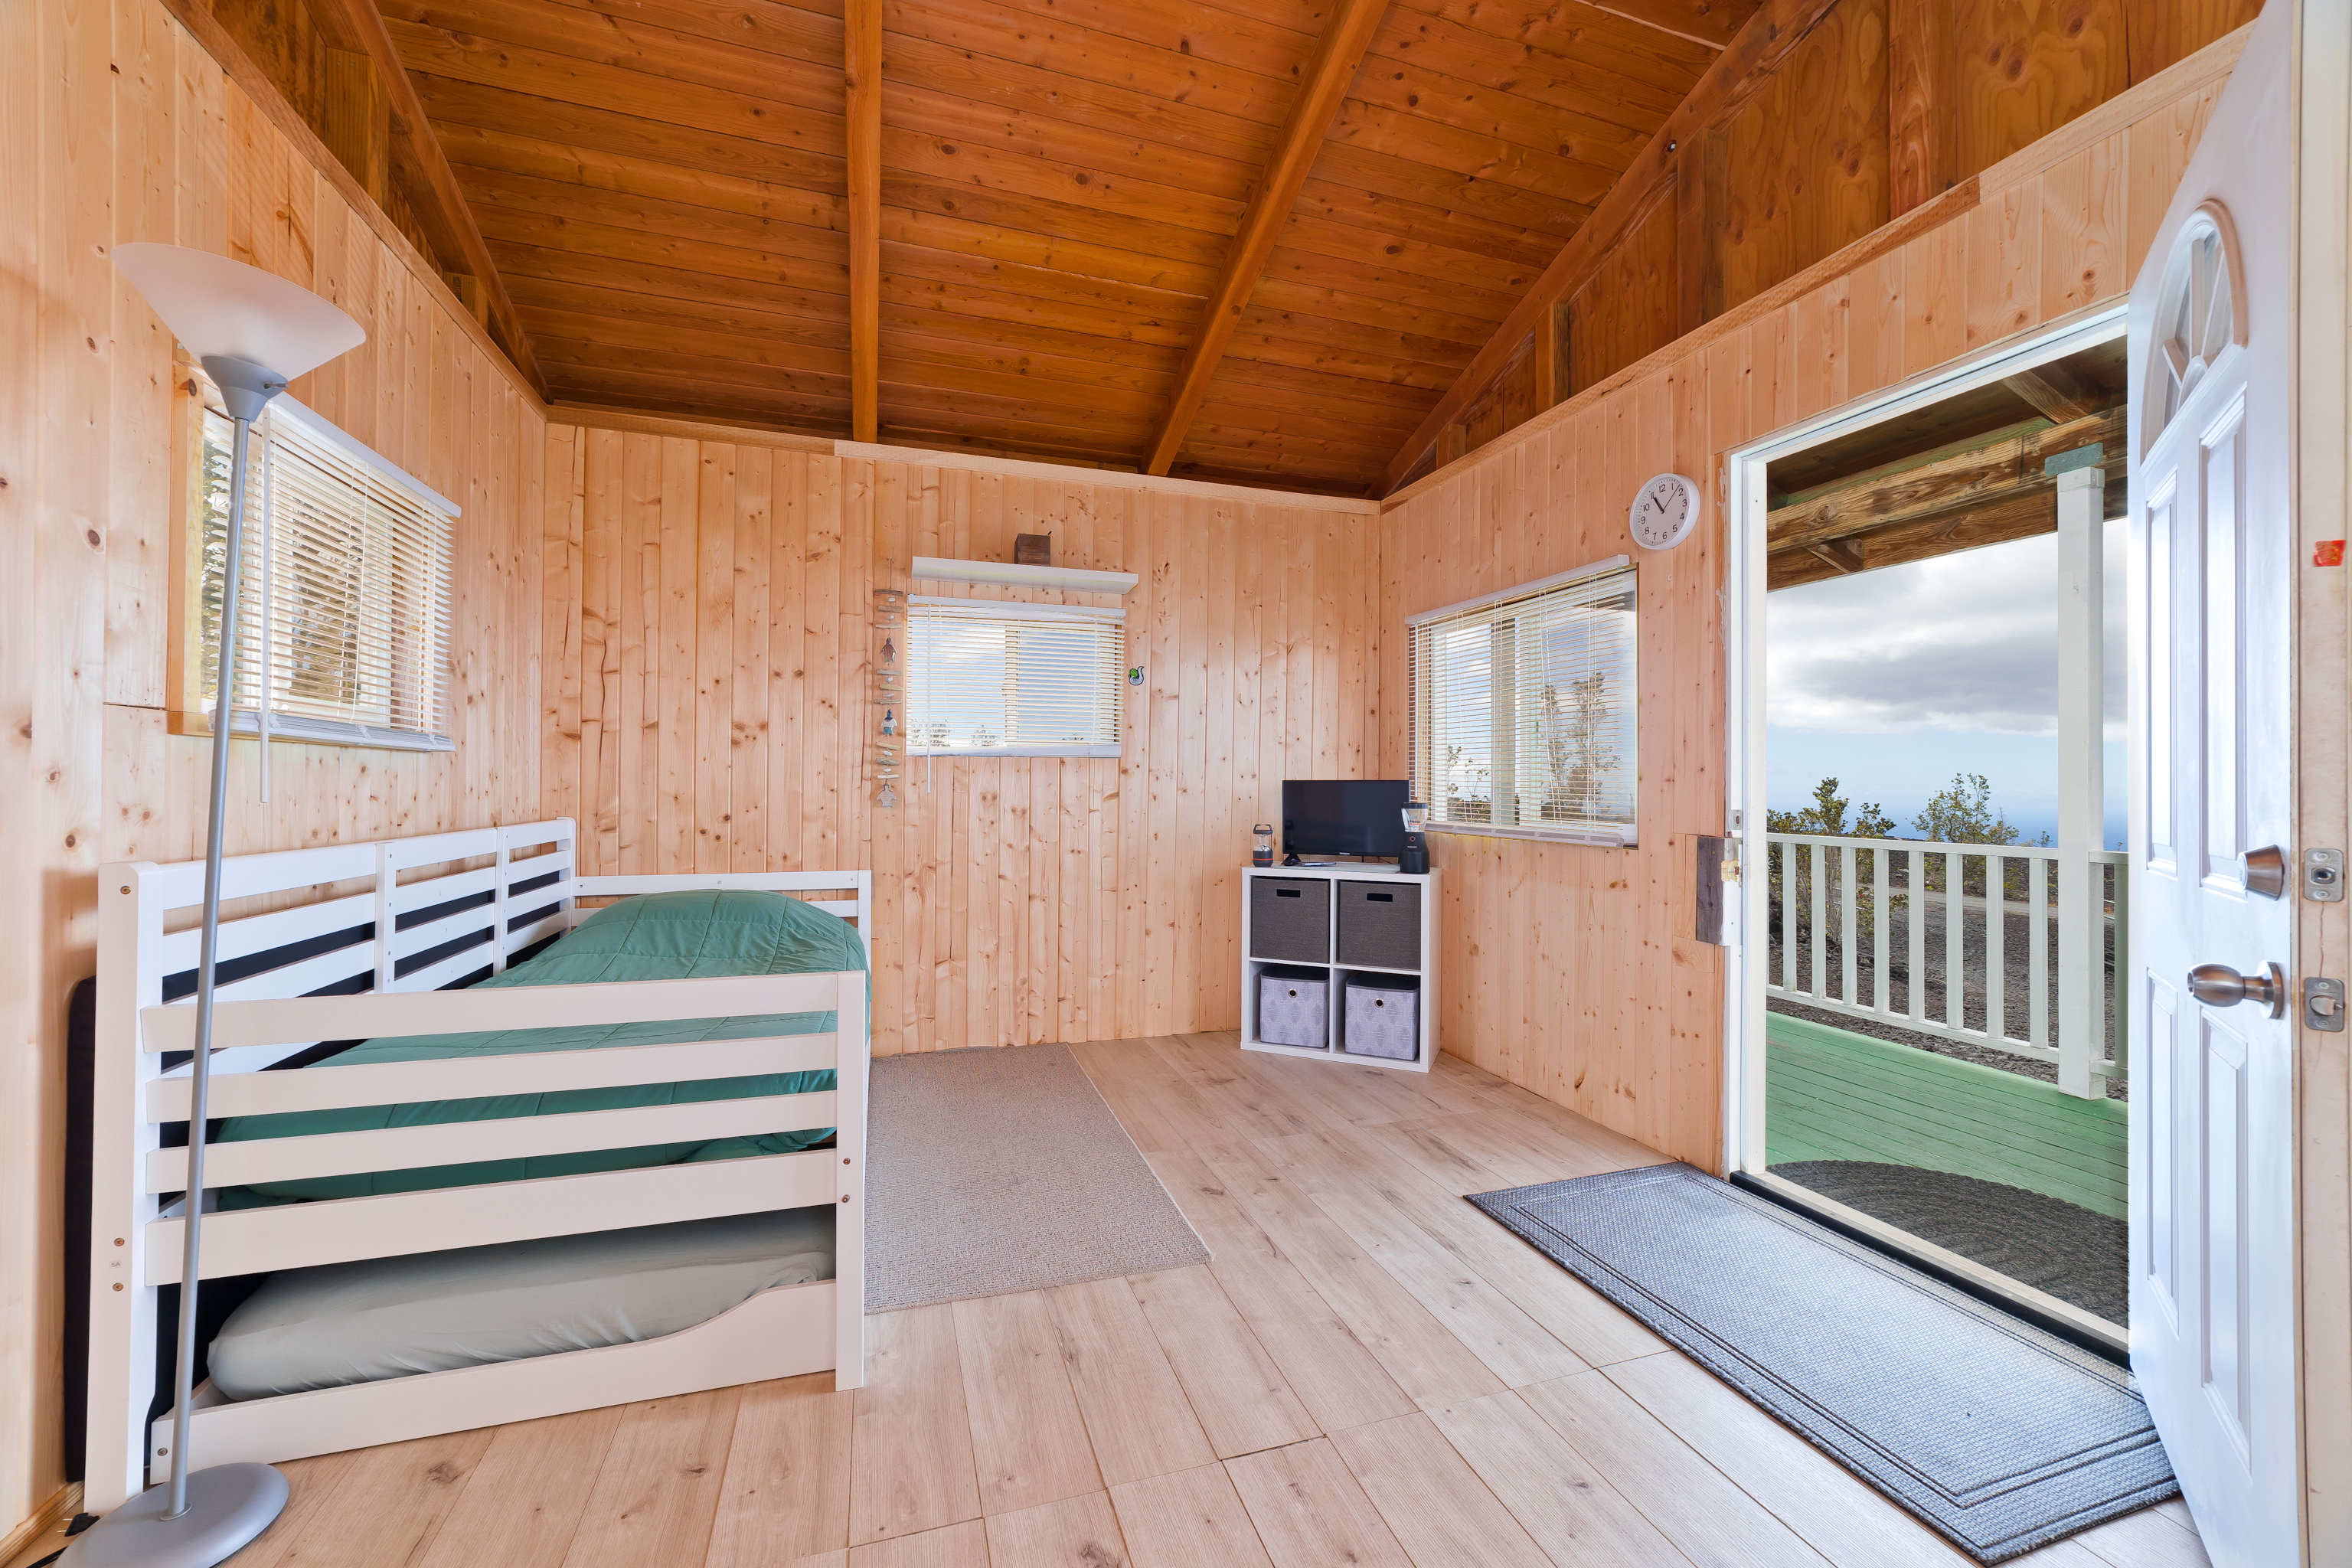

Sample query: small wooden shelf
[1240,864,1438,1073]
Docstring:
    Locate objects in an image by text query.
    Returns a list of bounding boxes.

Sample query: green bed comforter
[214,889,866,1206]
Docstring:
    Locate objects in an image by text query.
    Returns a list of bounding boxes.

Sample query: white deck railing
[1764,832,2125,1096]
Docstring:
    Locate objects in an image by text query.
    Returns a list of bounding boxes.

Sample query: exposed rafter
[2001,362,2107,423]
[845,0,883,444]
[1140,0,1390,478]
[335,0,546,399]
[1380,0,1841,495]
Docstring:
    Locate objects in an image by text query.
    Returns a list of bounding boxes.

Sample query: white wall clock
[1629,472,1700,550]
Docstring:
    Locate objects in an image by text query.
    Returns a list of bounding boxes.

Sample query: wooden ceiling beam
[1380,0,1841,494]
[846,0,883,442]
[1140,0,1391,476]
[337,0,547,398]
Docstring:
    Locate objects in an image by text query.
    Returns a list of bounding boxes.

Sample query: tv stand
[1240,864,1438,1073]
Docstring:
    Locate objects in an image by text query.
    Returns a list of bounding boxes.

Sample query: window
[1408,559,1638,845]
[904,598,1125,757]
[183,390,456,751]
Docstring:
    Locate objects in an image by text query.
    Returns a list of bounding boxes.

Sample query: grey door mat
[1469,1165,2175,1563]
[866,1043,1210,1310]
[1772,1160,2128,1325]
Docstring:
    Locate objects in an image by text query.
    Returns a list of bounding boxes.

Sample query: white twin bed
[85,819,870,1514]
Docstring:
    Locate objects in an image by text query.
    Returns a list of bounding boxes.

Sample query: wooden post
[845,0,883,444]
[2055,458,2105,1098]
[324,49,390,207]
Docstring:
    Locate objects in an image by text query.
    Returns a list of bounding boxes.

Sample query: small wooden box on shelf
[1240,864,1439,1073]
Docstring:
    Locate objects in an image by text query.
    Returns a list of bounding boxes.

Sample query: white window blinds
[195,397,456,751]
[905,598,1125,757]
[1408,559,1638,845]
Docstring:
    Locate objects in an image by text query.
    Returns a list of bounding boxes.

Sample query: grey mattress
[207,1206,835,1400]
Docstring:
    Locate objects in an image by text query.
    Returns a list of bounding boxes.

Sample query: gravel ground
[1767,894,2128,1101]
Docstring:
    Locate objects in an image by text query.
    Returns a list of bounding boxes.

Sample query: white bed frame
[86,818,870,1513]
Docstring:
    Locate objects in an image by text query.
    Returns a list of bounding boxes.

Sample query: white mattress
[207,1207,835,1400]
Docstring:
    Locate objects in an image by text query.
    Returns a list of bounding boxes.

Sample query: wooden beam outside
[1888,0,1957,217]
[1142,0,1389,476]
[323,49,390,207]
[334,0,547,398]
[1764,407,2125,589]
[845,0,882,443]
[1381,0,1841,495]
[2001,363,2107,423]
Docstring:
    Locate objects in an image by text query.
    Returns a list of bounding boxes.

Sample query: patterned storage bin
[1257,969,1328,1049]
[1343,978,1418,1060]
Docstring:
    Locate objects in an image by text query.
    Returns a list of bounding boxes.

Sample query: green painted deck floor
[1766,1011,2128,1220]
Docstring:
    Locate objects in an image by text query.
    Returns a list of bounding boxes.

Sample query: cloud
[1766,524,2126,737]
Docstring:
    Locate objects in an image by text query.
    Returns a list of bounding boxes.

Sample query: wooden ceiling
[372,0,1762,493]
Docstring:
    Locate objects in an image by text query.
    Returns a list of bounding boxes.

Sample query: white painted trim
[906,745,1122,760]
[909,559,1139,594]
[833,439,1383,513]
[1403,554,1632,626]
[1427,820,1636,849]
[1719,303,2133,1181]
[909,594,1126,622]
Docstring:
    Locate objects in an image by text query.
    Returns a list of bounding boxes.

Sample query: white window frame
[1407,555,1640,848]
[903,596,1126,759]
[182,387,459,754]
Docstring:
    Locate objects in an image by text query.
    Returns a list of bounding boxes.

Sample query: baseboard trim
[1,1482,83,1565]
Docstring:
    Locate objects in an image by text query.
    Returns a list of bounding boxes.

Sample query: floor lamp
[66,246,365,1568]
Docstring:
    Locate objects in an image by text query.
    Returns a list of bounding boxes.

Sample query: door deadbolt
[2187,961,2288,1019]
[2243,845,2288,899]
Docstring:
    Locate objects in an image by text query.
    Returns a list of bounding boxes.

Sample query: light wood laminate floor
[15,1035,2208,1568]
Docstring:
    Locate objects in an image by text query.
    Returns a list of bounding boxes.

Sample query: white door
[2126,8,2307,1564]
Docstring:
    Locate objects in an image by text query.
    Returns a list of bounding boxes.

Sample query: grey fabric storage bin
[1342,977,1418,1060]
[1336,880,1420,971]
[1257,969,1328,1049]
[1250,877,1330,963]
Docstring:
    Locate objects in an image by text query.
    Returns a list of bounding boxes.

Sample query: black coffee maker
[1397,799,1429,874]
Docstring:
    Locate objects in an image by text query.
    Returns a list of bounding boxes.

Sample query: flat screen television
[1282,779,1410,859]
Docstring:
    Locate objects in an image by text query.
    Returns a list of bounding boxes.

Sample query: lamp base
[59,1465,289,1568]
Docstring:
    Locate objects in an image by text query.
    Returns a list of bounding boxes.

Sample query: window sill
[905,744,1122,759]
[171,709,456,753]
[1429,820,1636,848]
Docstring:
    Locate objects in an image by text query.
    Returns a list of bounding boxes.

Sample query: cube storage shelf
[1240,865,1439,1073]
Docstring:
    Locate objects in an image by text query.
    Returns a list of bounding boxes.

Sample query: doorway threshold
[1733,1168,2128,1362]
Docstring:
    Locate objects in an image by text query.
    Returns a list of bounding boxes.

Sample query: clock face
[1629,472,1699,550]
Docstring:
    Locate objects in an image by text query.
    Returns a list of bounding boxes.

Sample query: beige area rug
[865,1043,1211,1310]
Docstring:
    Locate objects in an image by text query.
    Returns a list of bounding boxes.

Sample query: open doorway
[1723,309,2132,1353]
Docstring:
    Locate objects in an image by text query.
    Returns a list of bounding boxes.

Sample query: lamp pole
[72,247,364,1568]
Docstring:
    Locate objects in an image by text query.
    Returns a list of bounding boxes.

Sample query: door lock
[2187,961,2288,1019]
[2307,848,2345,902]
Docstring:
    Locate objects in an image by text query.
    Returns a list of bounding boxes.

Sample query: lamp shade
[114,243,364,381]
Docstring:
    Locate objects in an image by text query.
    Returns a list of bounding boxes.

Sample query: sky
[1766,518,2128,849]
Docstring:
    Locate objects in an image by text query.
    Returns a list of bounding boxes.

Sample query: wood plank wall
[539,439,1386,1055]
[1376,31,2246,1172]
[2,0,545,1538]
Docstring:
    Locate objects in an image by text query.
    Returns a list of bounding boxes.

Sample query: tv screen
[1282,779,1410,858]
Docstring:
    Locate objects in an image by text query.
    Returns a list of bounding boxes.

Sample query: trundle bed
[86,819,870,1513]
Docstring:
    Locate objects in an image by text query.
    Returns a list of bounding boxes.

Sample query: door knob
[2187,961,2287,1018]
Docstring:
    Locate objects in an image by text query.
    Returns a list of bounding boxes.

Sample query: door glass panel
[2147,488,2176,868]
